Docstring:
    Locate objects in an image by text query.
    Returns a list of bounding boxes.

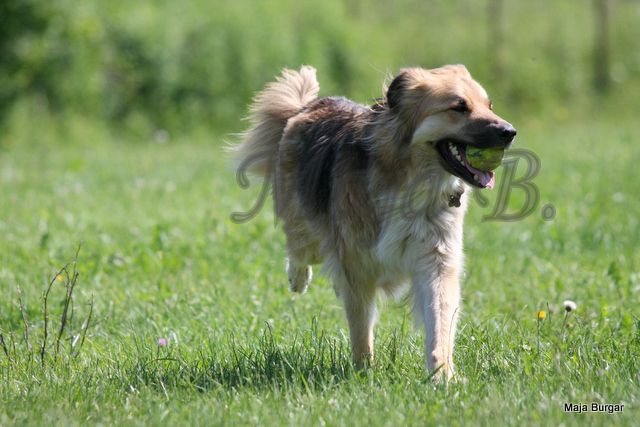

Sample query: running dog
[232,65,516,380]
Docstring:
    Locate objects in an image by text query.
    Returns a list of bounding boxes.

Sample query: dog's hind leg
[286,257,312,293]
[283,219,319,293]
[334,267,377,368]
[344,286,377,368]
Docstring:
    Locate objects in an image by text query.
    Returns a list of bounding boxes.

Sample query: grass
[0,108,639,426]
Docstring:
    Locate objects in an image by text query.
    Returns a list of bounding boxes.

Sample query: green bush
[1,0,639,134]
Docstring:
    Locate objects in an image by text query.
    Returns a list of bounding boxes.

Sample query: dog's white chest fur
[373,176,467,288]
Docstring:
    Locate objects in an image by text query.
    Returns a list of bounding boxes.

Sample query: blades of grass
[55,271,79,361]
[71,296,94,358]
[41,264,69,367]
[17,287,31,354]
[55,244,82,360]
[0,333,12,362]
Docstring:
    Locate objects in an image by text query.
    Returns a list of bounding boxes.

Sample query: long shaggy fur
[232,65,516,381]
[232,66,319,176]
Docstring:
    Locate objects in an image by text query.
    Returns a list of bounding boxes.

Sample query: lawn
[0,109,638,425]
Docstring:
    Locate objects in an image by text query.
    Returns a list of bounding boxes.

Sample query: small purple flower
[157,338,168,347]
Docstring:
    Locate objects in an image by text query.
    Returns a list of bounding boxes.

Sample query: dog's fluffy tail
[231,66,319,177]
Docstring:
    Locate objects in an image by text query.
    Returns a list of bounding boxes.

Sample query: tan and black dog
[233,65,516,380]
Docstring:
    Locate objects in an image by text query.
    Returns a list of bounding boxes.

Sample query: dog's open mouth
[435,140,495,189]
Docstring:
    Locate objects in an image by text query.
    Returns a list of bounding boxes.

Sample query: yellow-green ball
[466,147,505,171]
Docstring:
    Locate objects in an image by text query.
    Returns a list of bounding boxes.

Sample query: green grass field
[0,104,638,425]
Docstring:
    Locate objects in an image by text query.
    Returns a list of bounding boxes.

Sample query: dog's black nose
[499,124,517,142]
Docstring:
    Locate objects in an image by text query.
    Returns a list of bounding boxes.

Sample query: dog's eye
[451,99,469,113]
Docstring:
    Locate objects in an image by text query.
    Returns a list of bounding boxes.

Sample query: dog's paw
[430,367,456,385]
[286,259,312,293]
[428,354,456,384]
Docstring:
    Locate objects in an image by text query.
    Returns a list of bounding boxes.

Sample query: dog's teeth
[474,174,479,181]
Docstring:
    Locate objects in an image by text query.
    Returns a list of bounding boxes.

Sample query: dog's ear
[386,71,409,110]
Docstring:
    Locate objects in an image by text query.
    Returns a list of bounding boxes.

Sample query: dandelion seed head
[563,300,577,312]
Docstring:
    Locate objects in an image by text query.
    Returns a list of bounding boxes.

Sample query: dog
[232,65,516,380]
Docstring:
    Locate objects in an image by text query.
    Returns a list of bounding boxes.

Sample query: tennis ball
[466,147,504,171]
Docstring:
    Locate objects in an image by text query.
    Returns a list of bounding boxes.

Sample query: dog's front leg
[413,257,461,381]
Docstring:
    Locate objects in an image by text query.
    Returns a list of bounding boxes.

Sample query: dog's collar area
[448,187,464,208]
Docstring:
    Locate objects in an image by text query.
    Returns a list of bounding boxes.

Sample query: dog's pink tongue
[462,155,495,189]
[484,172,495,189]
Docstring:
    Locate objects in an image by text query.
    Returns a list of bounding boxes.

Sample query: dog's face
[386,65,516,188]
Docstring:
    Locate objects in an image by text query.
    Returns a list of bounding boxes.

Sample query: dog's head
[385,65,516,189]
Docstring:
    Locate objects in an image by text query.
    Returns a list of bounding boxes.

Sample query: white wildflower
[563,300,577,312]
